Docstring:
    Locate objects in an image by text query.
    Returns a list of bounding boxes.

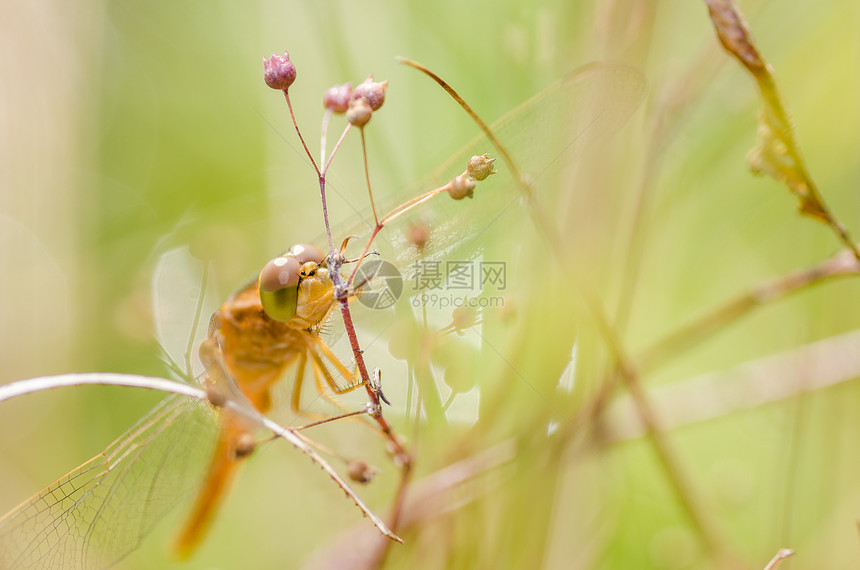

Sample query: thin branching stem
[283,90,319,176]
[397,58,526,195]
[295,408,369,431]
[572,281,731,559]
[318,176,336,256]
[376,454,414,565]
[638,248,860,373]
[578,246,860,536]
[380,185,450,226]
[320,108,333,167]
[303,100,412,473]
[323,124,351,177]
[344,181,449,287]
[331,289,411,466]
[0,373,402,542]
[359,128,380,226]
[346,226,382,286]
[344,181,454,287]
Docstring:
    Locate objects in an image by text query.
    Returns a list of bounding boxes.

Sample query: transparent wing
[0,394,218,569]
[328,63,645,339]
[337,62,646,275]
[0,245,226,569]
[324,62,645,420]
[151,246,220,381]
[0,63,645,567]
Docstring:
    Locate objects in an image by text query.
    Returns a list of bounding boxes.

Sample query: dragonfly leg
[308,355,359,411]
[286,348,357,419]
[290,351,308,414]
[310,337,364,394]
[308,336,365,395]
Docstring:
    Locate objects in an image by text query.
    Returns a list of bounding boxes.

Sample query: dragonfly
[0,61,645,569]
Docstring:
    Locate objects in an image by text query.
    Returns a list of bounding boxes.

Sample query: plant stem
[639,248,860,373]
[283,90,319,176]
[0,373,402,542]
[320,108,333,168]
[360,128,379,226]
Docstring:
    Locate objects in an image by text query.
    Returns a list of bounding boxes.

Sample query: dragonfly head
[299,261,319,278]
[258,243,328,322]
[295,263,334,327]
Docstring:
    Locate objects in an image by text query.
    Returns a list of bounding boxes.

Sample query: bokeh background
[1,0,859,568]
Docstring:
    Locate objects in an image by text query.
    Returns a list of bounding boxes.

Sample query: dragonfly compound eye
[289,243,325,265]
[259,255,301,322]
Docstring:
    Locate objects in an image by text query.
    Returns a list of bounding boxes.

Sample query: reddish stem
[347,225,382,287]
[345,182,452,287]
[283,90,319,176]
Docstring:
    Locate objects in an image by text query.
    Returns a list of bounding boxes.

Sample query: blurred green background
[1,0,859,568]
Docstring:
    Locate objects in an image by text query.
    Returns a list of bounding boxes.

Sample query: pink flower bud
[352,75,388,111]
[347,97,373,127]
[323,83,353,113]
[263,51,296,91]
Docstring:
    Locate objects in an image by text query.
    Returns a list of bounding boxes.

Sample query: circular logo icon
[354,259,403,310]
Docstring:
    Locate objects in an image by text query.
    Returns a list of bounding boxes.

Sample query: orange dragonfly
[0,242,368,568]
[0,62,644,569]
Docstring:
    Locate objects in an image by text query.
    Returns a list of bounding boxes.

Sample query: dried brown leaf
[705,0,828,221]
